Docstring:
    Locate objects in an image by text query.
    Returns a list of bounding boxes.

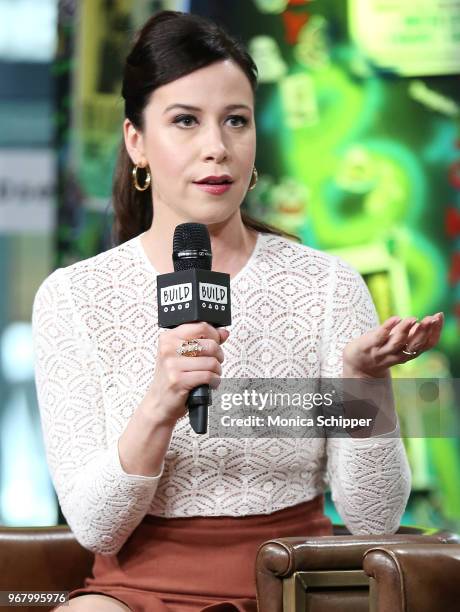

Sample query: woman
[32,10,442,612]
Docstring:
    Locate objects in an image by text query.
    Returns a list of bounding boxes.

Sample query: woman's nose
[202,127,229,162]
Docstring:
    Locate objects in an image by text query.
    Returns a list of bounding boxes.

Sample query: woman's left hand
[343,312,444,378]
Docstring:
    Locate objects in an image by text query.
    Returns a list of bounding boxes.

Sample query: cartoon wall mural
[57,0,460,528]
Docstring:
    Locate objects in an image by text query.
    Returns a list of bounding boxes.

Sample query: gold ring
[176,339,204,357]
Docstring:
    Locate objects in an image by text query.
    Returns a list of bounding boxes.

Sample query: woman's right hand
[144,322,230,426]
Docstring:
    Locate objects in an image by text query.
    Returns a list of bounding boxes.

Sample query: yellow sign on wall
[349,0,460,76]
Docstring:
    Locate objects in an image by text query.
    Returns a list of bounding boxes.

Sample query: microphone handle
[187,384,211,434]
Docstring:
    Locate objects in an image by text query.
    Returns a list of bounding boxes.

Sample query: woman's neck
[140,213,258,279]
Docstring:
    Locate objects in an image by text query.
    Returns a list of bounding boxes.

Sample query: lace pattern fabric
[32,232,411,554]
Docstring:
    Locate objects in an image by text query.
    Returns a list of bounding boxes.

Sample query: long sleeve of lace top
[32,268,164,555]
[320,257,411,534]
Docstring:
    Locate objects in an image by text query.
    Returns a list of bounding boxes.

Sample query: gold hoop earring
[132,165,151,192]
[248,167,258,191]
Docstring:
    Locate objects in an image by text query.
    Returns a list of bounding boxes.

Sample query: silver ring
[402,345,418,356]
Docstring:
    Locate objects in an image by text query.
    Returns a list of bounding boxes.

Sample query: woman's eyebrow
[163,103,251,114]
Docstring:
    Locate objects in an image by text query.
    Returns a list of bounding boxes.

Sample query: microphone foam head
[173,223,212,271]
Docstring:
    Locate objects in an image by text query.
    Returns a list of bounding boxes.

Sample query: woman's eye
[173,114,197,128]
[227,115,248,127]
[173,115,249,128]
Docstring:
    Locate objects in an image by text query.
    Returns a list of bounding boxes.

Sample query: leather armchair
[0,524,458,612]
[0,526,92,612]
[363,542,460,612]
[255,526,460,612]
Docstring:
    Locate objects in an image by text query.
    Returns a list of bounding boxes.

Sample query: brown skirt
[69,495,332,612]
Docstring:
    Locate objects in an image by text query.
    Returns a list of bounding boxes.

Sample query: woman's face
[124,59,256,226]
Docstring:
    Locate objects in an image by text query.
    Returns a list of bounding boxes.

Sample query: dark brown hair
[113,10,299,244]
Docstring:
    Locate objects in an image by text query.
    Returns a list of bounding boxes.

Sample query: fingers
[157,324,226,390]
[382,312,444,359]
[217,327,230,344]
[175,338,225,363]
[182,370,222,390]
[404,320,430,353]
[374,316,402,347]
[152,323,230,423]
[175,355,222,375]
[384,317,418,353]
[173,337,225,362]
[423,312,444,349]
[159,334,224,363]
[343,312,444,378]
[176,322,221,343]
[169,322,230,345]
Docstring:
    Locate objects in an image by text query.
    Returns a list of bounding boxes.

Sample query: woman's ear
[123,118,147,166]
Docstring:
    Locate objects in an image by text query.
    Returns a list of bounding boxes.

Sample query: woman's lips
[193,182,232,195]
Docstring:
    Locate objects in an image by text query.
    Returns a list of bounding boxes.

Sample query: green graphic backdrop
[58,0,460,528]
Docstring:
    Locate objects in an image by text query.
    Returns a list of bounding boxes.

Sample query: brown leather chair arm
[0,526,93,593]
[363,543,460,612]
[255,527,459,612]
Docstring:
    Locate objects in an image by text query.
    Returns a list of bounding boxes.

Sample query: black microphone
[157,223,232,433]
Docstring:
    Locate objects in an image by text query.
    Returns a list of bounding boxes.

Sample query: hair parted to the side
[113,10,300,245]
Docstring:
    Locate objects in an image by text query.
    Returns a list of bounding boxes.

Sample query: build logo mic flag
[157,269,231,328]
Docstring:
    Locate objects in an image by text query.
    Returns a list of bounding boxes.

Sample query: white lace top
[32,231,411,555]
